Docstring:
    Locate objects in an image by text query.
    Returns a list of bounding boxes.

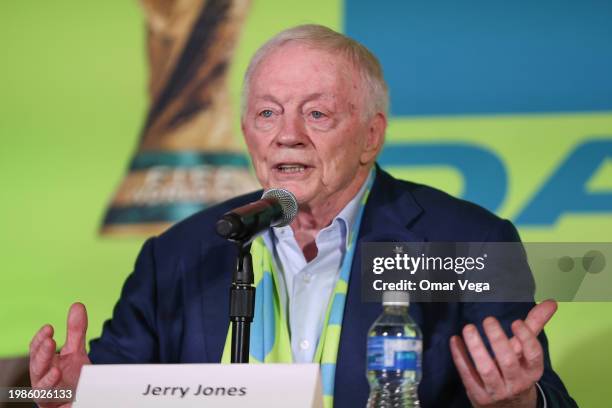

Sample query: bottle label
[367,336,422,371]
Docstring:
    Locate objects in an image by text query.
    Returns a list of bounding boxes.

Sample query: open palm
[29,303,91,408]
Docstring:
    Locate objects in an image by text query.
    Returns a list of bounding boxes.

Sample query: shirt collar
[333,168,375,244]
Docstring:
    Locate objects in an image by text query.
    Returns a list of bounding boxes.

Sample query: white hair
[241,24,389,119]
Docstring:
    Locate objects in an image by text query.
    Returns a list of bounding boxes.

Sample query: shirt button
[303,273,312,283]
[299,340,310,350]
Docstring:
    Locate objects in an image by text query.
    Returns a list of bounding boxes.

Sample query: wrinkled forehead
[247,42,365,107]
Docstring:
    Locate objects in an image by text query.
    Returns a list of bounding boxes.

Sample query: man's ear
[360,112,387,165]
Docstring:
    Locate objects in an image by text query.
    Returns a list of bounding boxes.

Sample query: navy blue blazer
[90,166,576,407]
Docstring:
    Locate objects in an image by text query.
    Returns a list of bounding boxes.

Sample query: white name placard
[73,363,323,408]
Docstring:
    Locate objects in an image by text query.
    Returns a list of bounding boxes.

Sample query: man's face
[242,42,384,208]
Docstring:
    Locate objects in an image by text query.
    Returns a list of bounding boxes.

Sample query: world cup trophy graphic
[100,0,257,236]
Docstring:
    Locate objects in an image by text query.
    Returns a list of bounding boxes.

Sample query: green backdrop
[1,1,610,406]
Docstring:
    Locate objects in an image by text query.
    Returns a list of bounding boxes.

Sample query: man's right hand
[29,302,91,408]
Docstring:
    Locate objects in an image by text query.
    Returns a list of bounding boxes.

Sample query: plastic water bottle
[366,291,422,407]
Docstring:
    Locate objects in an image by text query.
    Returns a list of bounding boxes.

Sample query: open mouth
[274,163,311,173]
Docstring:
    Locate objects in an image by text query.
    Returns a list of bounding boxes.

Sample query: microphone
[215,188,298,242]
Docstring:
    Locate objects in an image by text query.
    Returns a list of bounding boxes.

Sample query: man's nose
[274,114,308,148]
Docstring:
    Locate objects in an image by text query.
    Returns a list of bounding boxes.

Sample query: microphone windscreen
[261,189,298,227]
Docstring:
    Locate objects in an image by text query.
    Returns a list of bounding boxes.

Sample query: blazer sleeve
[461,219,578,407]
[88,237,160,364]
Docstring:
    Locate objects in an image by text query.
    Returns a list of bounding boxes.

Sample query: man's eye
[310,111,325,119]
[259,110,273,118]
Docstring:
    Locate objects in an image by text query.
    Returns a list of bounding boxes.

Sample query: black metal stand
[229,243,255,363]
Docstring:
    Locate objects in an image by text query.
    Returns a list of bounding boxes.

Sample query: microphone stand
[217,188,297,364]
[229,241,255,363]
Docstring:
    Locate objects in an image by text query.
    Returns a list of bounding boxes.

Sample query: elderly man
[29,25,575,407]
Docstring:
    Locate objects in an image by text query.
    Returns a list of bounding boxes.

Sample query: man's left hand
[449,300,558,407]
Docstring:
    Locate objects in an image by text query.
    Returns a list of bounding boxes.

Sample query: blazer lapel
[335,166,426,407]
